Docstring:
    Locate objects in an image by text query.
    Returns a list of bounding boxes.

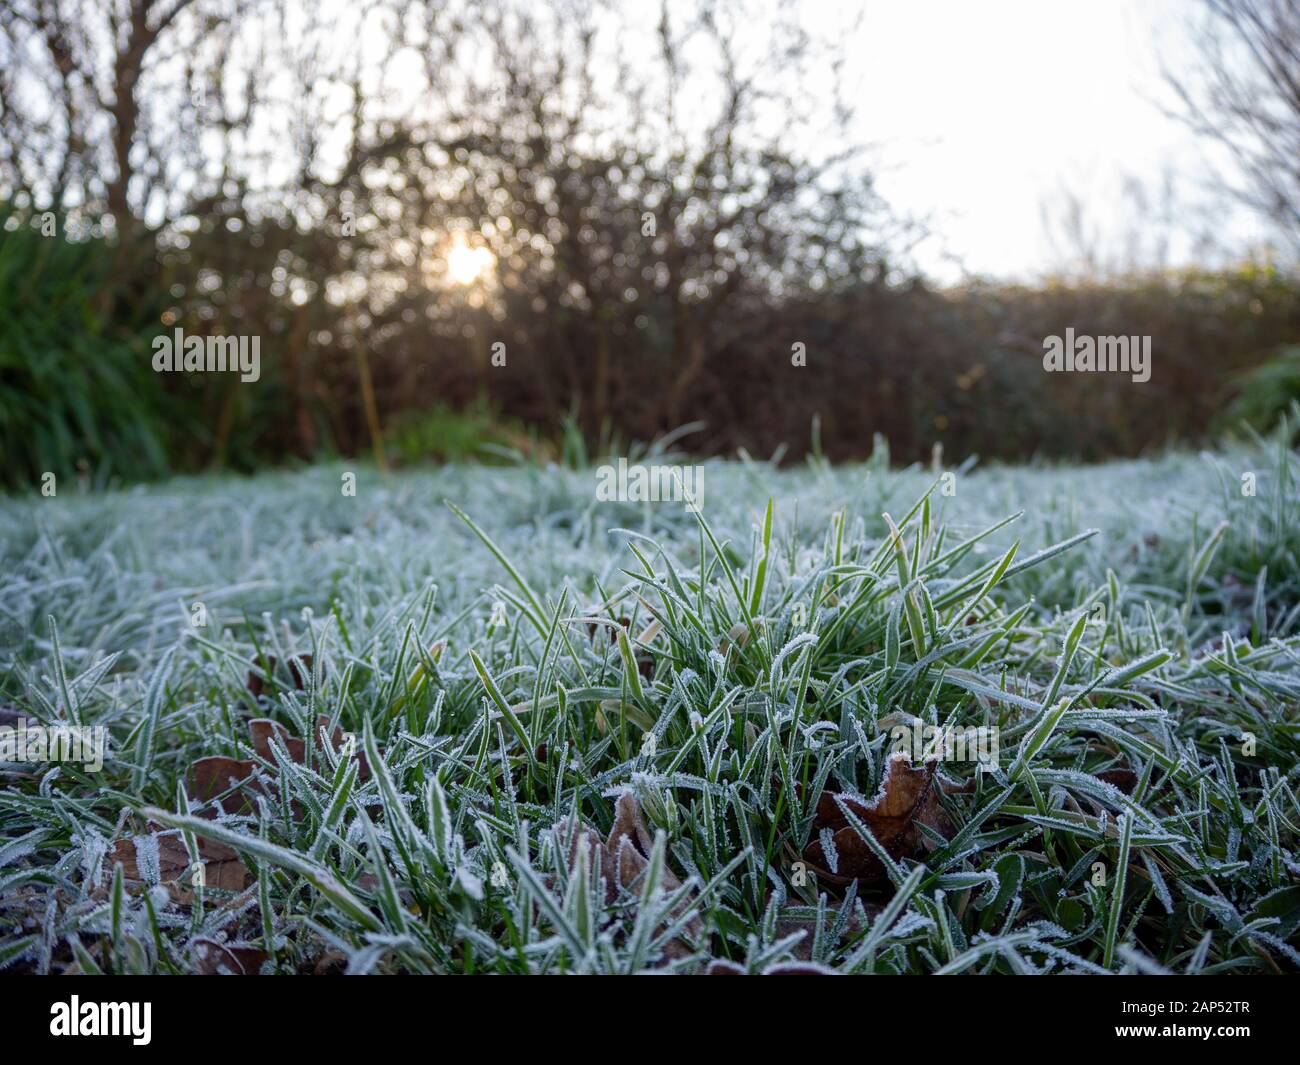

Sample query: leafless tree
[360,0,913,431]
[1165,0,1300,253]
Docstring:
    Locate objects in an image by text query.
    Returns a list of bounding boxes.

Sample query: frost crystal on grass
[2,432,1299,974]
[133,833,162,886]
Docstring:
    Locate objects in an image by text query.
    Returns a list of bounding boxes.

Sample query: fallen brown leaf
[105,827,250,900]
[192,938,267,975]
[313,951,348,975]
[187,755,262,814]
[775,908,874,960]
[311,715,372,782]
[247,653,315,698]
[801,752,957,886]
[249,718,306,764]
[1096,767,1138,794]
[188,716,370,817]
[558,790,701,958]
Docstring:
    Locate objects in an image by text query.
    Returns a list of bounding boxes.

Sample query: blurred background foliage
[0,207,170,487]
[1219,344,1300,434]
[2,0,1299,490]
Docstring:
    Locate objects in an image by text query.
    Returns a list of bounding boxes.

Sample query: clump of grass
[1,425,1298,974]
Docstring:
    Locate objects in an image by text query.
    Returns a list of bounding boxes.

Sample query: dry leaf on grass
[801,752,966,886]
[187,755,262,814]
[249,718,306,764]
[192,937,267,975]
[1095,767,1138,794]
[557,790,702,958]
[187,715,371,816]
[246,654,316,698]
[313,951,348,975]
[105,827,250,900]
[250,715,371,781]
[586,617,657,677]
[774,909,874,960]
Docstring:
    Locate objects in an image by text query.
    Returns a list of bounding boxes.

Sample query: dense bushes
[5,1,1300,487]
[0,213,171,489]
[1218,345,1300,433]
[4,205,1299,489]
[0,210,314,489]
[355,261,1300,465]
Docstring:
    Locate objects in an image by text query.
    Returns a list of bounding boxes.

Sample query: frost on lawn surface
[2,431,1300,974]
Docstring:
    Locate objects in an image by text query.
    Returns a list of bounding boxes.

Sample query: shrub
[1218,344,1300,433]
[0,209,170,491]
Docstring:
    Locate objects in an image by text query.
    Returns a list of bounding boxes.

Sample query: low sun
[445,237,496,286]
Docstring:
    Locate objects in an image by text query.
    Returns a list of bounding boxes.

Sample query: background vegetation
[3,0,1300,490]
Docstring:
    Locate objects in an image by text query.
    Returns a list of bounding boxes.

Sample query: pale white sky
[851,0,1267,281]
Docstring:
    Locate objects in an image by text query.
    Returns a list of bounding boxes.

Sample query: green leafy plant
[387,401,543,466]
[1219,345,1300,434]
[0,208,171,491]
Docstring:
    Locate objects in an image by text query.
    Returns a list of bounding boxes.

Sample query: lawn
[2,431,1298,974]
